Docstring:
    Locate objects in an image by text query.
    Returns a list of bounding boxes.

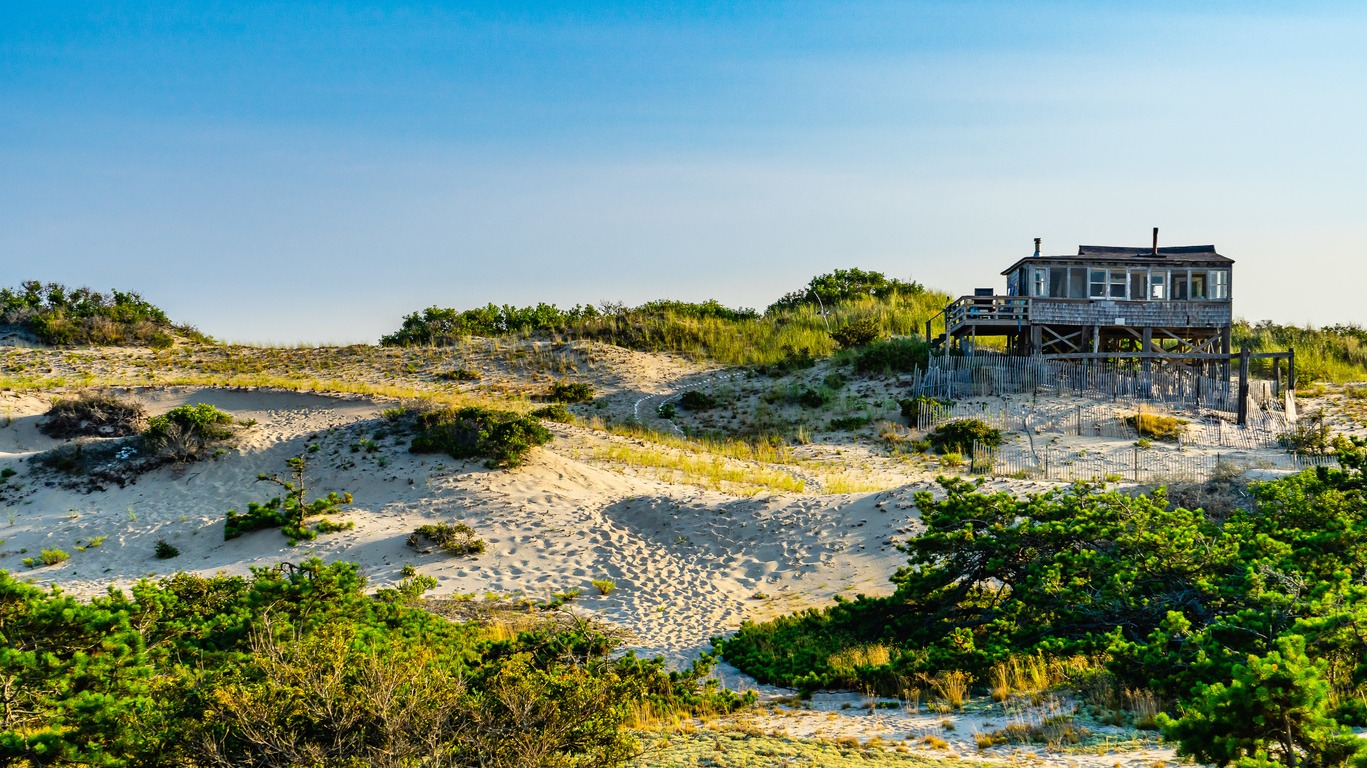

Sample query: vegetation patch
[407,522,486,556]
[224,455,353,544]
[899,396,952,425]
[679,390,718,411]
[850,337,931,375]
[927,419,1001,453]
[1,281,201,347]
[831,317,882,349]
[546,379,595,403]
[529,403,575,423]
[409,406,553,468]
[144,403,239,462]
[435,367,482,381]
[382,270,947,368]
[722,443,1367,768]
[1124,412,1189,442]
[0,559,753,767]
[38,390,146,438]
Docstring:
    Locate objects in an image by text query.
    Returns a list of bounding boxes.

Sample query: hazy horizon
[5,2,1366,344]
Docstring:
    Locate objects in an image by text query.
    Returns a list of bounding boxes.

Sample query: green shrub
[851,337,930,374]
[410,407,553,469]
[22,549,70,568]
[767,268,926,312]
[592,579,617,596]
[826,416,872,431]
[154,539,179,559]
[144,404,237,462]
[899,395,952,425]
[39,390,147,439]
[0,559,755,767]
[928,419,1001,453]
[656,402,677,419]
[408,522,485,556]
[679,391,718,411]
[224,455,353,544]
[1,467,16,480]
[939,451,963,467]
[546,380,595,403]
[830,318,881,349]
[435,367,482,382]
[530,403,575,423]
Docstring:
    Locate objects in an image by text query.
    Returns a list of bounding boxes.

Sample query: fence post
[1237,345,1250,426]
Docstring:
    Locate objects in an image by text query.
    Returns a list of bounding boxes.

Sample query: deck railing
[945,295,1030,333]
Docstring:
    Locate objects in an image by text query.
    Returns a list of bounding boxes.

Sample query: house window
[1109,269,1128,299]
[1049,267,1068,298]
[1032,268,1047,297]
[1190,271,1207,300]
[1150,271,1167,299]
[1172,271,1189,300]
[1089,269,1106,298]
[1068,267,1087,298]
[1130,270,1147,300]
[1209,270,1230,299]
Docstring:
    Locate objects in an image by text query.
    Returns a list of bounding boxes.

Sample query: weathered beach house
[934,229,1233,359]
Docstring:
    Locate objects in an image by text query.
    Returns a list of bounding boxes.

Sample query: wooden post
[1287,348,1296,391]
[1273,358,1281,398]
[1220,325,1232,384]
[1237,345,1250,426]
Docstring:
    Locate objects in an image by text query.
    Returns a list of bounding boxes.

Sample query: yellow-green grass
[636,730,993,767]
[594,444,807,496]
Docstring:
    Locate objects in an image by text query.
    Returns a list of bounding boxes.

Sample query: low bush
[546,380,595,403]
[39,390,146,439]
[679,391,718,411]
[830,318,881,349]
[22,549,70,568]
[435,367,482,381]
[827,415,872,431]
[154,539,179,559]
[899,395,952,425]
[144,403,238,462]
[408,522,485,556]
[530,403,575,423]
[927,419,1001,454]
[224,455,353,544]
[850,337,930,375]
[0,559,755,768]
[592,579,617,596]
[410,407,553,468]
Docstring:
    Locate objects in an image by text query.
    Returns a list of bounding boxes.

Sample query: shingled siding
[1030,299,1231,327]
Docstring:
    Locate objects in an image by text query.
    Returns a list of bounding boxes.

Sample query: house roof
[1001,244,1233,275]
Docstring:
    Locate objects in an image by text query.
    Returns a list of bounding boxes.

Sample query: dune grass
[594,444,807,496]
[1234,320,1367,383]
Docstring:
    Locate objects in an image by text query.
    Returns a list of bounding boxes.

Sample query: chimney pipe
[1152,227,1159,256]
[1033,237,1041,257]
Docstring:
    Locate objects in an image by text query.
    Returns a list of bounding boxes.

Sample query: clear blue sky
[3,2,1364,342]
